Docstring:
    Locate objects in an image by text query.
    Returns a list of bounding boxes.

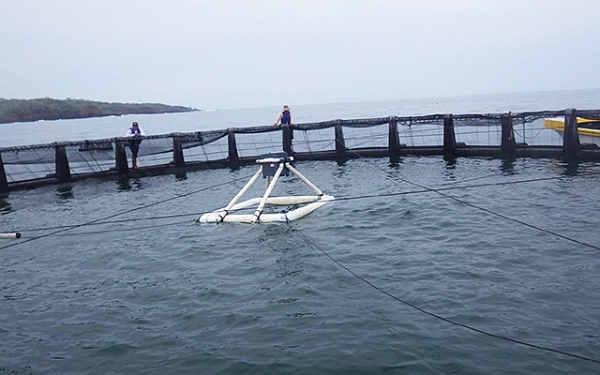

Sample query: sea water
[1,88,600,148]
[1,89,600,374]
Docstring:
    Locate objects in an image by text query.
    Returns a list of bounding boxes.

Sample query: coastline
[0,97,199,125]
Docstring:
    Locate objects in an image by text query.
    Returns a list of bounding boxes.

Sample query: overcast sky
[1,0,599,110]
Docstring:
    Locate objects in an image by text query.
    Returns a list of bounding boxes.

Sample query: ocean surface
[1,89,600,374]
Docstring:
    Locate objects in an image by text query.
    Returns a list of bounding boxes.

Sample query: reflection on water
[117,177,143,191]
[500,157,516,175]
[55,185,74,199]
[227,164,241,172]
[2,156,600,374]
[562,159,581,176]
[444,156,457,168]
[0,196,11,213]
[388,155,401,167]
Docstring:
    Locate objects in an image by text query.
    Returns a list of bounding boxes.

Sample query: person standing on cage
[273,105,294,140]
[125,121,145,169]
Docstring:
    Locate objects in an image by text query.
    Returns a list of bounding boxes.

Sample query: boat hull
[544,118,600,146]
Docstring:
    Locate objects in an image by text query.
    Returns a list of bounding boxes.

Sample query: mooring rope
[9,174,571,235]
[7,162,600,244]
[0,172,256,250]
[291,223,600,365]
[340,149,600,253]
[2,153,599,364]
[38,218,194,237]
[294,145,600,364]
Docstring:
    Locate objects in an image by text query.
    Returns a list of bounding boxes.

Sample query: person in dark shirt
[273,105,294,127]
[273,104,294,143]
[125,121,145,169]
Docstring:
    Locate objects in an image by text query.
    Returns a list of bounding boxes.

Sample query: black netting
[453,117,502,146]
[344,124,389,149]
[235,131,281,158]
[294,127,336,154]
[399,117,444,147]
[1,110,599,188]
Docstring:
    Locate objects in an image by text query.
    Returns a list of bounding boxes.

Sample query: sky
[1,0,599,110]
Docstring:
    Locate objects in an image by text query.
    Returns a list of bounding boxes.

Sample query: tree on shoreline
[0,98,198,124]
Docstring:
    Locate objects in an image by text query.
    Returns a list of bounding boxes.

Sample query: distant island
[0,98,198,124]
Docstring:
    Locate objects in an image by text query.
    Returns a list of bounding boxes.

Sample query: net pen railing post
[0,151,8,193]
[282,125,293,155]
[54,143,71,183]
[388,116,400,156]
[563,108,582,157]
[115,139,129,175]
[334,120,345,157]
[501,113,516,158]
[443,114,456,155]
[227,129,240,164]
[172,134,185,167]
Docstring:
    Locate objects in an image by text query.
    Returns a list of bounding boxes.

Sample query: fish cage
[2,108,600,192]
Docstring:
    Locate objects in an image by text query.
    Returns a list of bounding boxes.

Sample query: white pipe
[285,163,324,195]
[256,157,285,163]
[224,167,263,211]
[263,196,319,205]
[252,163,285,223]
[284,200,330,221]
[0,233,21,239]
[201,196,334,223]
[229,198,262,210]
[199,195,334,224]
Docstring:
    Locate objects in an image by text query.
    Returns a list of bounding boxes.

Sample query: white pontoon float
[198,153,334,224]
[0,214,20,239]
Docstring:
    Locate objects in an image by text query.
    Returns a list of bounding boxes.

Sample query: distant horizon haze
[2,1,599,110]
[2,86,599,113]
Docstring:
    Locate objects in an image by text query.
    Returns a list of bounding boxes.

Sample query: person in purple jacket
[125,121,145,169]
[273,105,294,141]
[273,105,294,127]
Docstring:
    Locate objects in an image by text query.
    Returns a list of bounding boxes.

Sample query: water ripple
[1,157,600,374]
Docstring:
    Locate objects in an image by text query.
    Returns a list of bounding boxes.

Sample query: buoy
[0,232,21,239]
[0,212,21,239]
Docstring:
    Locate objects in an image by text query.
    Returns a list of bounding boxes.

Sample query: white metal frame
[198,156,334,223]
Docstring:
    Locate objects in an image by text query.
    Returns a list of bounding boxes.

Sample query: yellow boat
[544,117,600,145]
